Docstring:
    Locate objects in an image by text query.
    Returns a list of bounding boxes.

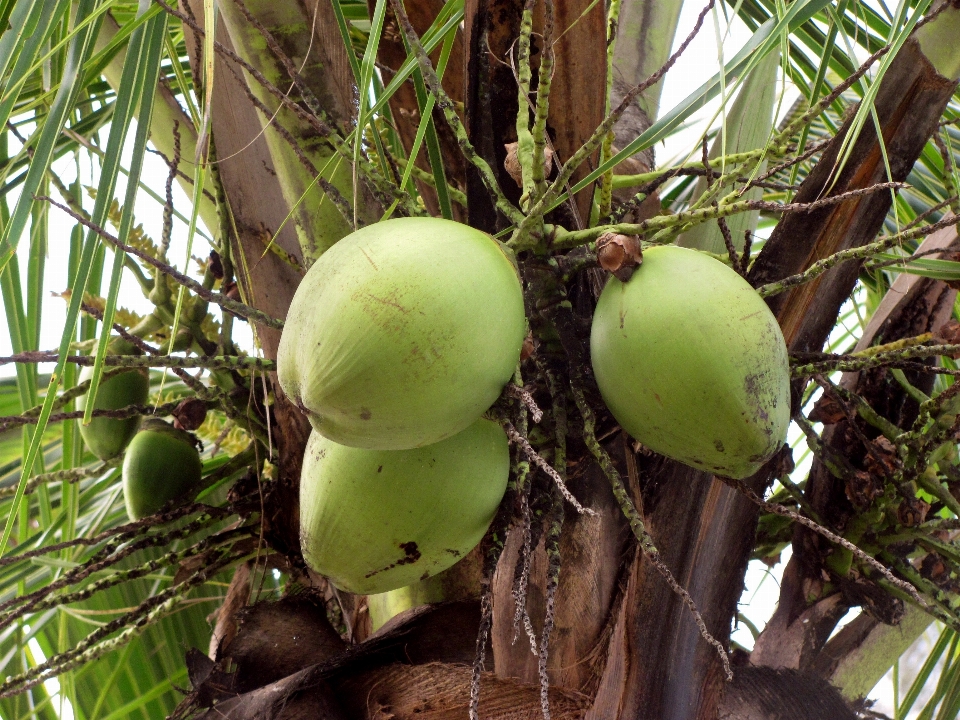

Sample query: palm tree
[1,0,960,718]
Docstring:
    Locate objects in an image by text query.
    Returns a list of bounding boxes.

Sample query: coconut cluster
[282,219,791,595]
[279,218,525,594]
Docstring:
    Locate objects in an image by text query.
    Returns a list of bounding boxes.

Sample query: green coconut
[278,217,526,450]
[367,549,483,631]
[590,245,790,478]
[299,418,509,594]
[122,419,203,521]
[367,576,447,632]
[79,354,150,461]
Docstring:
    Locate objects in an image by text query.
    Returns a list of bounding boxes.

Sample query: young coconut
[122,419,203,521]
[590,245,790,479]
[79,340,150,461]
[367,548,483,631]
[278,217,526,450]
[299,418,509,594]
[367,574,454,632]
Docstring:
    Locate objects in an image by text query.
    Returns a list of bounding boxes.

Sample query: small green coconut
[278,217,526,450]
[79,344,150,461]
[590,245,790,478]
[299,418,509,594]
[122,419,203,521]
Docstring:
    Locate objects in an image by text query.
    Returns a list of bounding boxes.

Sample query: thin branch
[0,350,275,372]
[570,383,732,681]
[550,181,909,250]
[760,213,960,299]
[38,196,284,330]
[792,343,960,377]
[504,383,543,423]
[501,420,595,516]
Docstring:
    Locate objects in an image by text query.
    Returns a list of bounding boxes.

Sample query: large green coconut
[299,418,509,594]
[590,245,790,478]
[122,419,203,520]
[278,217,526,450]
[79,363,149,461]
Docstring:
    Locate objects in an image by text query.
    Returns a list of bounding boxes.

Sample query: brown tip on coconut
[596,232,643,282]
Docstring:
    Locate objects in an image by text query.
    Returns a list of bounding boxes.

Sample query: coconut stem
[538,486,564,720]
[508,0,716,251]
[597,0,623,220]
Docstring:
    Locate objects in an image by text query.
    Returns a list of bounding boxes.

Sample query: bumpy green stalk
[1,352,274,373]
[0,547,245,699]
[570,383,732,680]
[515,0,537,209]
[531,0,555,196]
[597,0,623,219]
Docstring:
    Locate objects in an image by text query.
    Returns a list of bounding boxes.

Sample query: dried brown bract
[596,232,642,282]
[934,319,960,347]
[864,436,900,477]
[173,397,209,431]
[520,334,536,362]
[808,394,846,425]
[502,142,554,187]
[845,470,883,509]
[209,250,224,280]
[897,496,930,527]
